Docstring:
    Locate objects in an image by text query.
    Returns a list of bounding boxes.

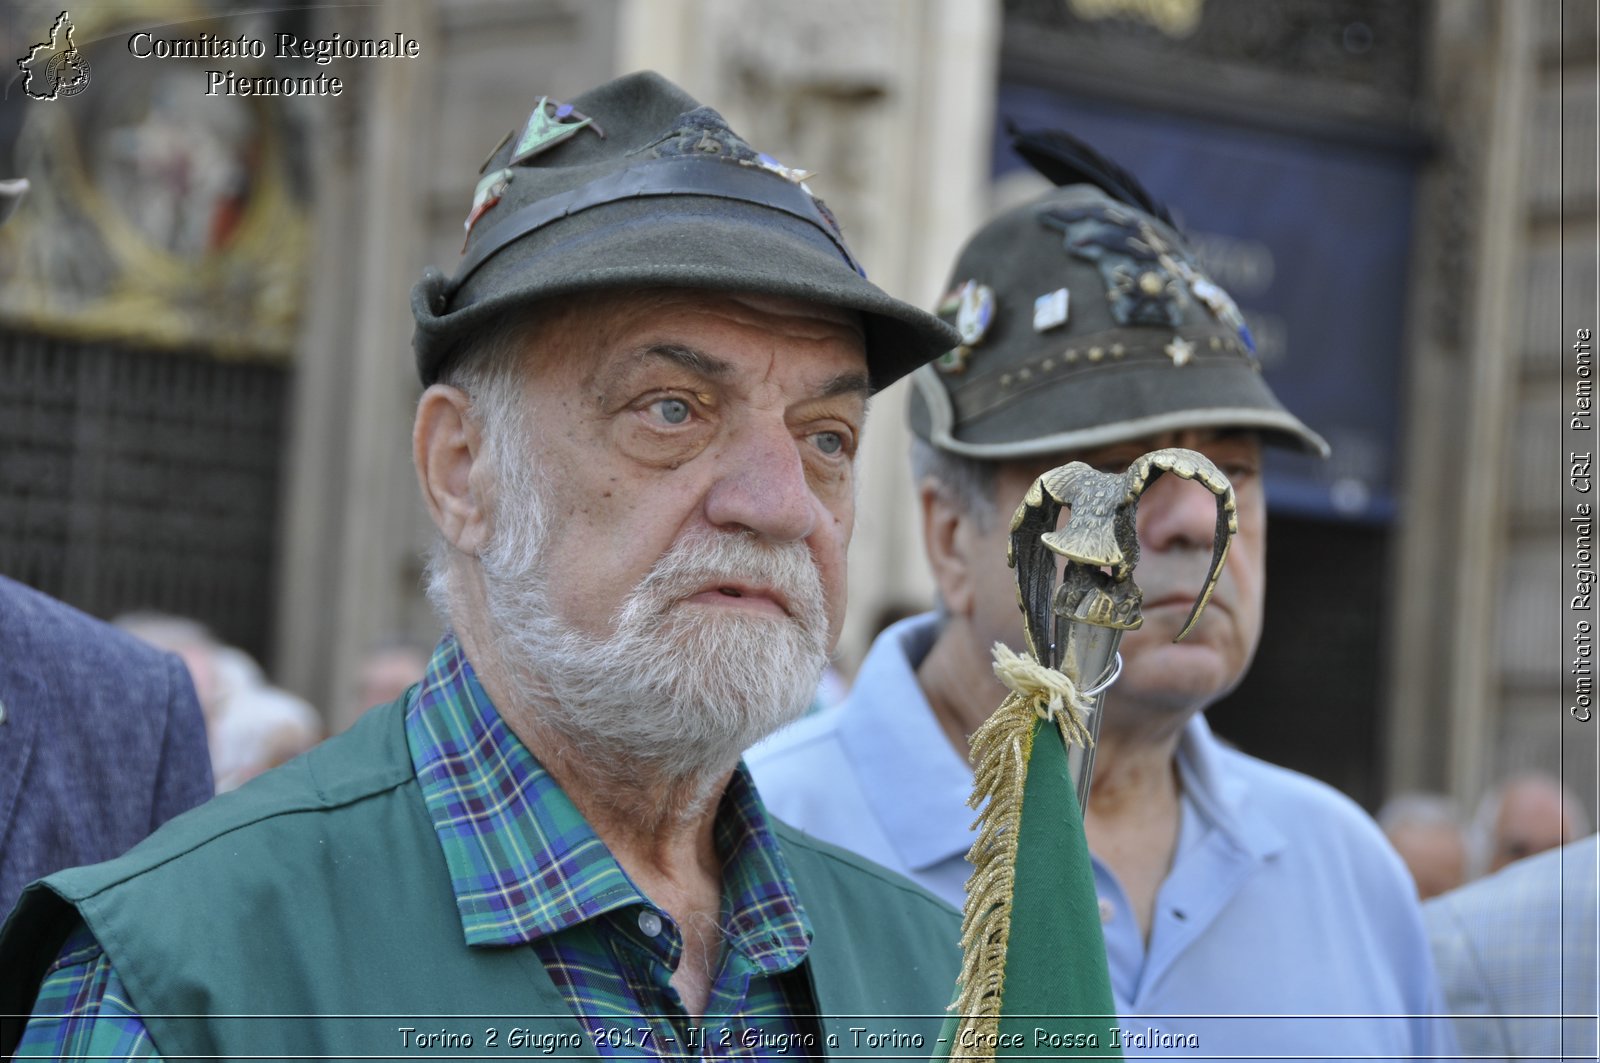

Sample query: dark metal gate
[0,331,288,664]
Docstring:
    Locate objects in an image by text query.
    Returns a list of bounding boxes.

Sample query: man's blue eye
[655,398,690,425]
[814,431,844,455]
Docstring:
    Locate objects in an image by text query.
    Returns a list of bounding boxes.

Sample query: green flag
[932,645,1122,1061]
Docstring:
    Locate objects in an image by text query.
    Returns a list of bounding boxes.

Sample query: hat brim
[910,360,1330,458]
[413,195,958,392]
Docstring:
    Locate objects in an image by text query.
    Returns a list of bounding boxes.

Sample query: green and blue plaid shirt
[17,635,821,1060]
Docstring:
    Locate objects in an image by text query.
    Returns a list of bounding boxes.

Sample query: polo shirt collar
[839,614,975,872]
[1176,713,1286,861]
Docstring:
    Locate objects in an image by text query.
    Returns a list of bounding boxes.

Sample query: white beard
[476,452,830,789]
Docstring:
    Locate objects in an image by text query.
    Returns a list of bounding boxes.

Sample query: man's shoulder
[773,818,962,1014]
[1209,737,1383,838]
[0,576,213,916]
[773,816,959,924]
[0,575,179,688]
[0,701,421,1037]
[1426,833,1598,935]
[1424,835,1598,1055]
[1198,733,1408,890]
[747,703,850,773]
[44,702,415,903]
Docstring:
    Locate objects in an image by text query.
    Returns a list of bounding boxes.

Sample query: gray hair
[1467,772,1593,876]
[909,435,1000,531]
[423,311,544,622]
[1377,792,1463,834]
[113,611,219,653]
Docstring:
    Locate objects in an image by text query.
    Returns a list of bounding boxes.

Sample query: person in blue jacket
[0,574,213,917]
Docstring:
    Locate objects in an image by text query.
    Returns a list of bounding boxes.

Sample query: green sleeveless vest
[0,701,960,1061]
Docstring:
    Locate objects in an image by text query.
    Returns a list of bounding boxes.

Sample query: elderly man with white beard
[2,73,967,1062]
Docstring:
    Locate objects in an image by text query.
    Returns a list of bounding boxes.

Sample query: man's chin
[628,613,823,730]
[1117,641,1243,708]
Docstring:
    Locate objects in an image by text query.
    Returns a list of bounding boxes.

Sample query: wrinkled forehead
[721,290,866,335]
[509,287,868,381]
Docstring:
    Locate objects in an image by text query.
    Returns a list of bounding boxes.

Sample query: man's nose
[702,422,818,543]
[1136,473,1225,554]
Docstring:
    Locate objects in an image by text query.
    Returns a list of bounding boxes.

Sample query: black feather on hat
[1007,121,1176,228]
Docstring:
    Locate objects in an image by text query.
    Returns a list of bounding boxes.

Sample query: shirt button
[1097,898,1114,924]
[637,910,663,937]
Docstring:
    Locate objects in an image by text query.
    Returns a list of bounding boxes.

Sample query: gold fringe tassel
[949,643,1094,1062]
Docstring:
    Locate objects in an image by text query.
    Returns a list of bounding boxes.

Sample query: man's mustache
[621,533,828,636]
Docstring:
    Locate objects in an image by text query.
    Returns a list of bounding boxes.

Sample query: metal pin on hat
[1033,287,1070,333]
[508,97,605,166]
[462,168,513,249]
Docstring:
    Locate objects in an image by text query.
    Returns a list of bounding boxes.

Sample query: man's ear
[919,481,979,619]
[414,384,490,556]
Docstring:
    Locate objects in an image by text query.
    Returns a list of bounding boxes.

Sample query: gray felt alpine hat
[412,71,958,390]
[909,182,1328,459]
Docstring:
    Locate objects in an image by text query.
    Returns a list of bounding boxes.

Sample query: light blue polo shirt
[750,613,1457,1062]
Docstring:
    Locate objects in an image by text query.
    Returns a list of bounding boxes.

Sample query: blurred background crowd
[0,0,1594,902]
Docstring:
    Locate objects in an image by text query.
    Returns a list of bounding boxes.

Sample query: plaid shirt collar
[404,635,812,973]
